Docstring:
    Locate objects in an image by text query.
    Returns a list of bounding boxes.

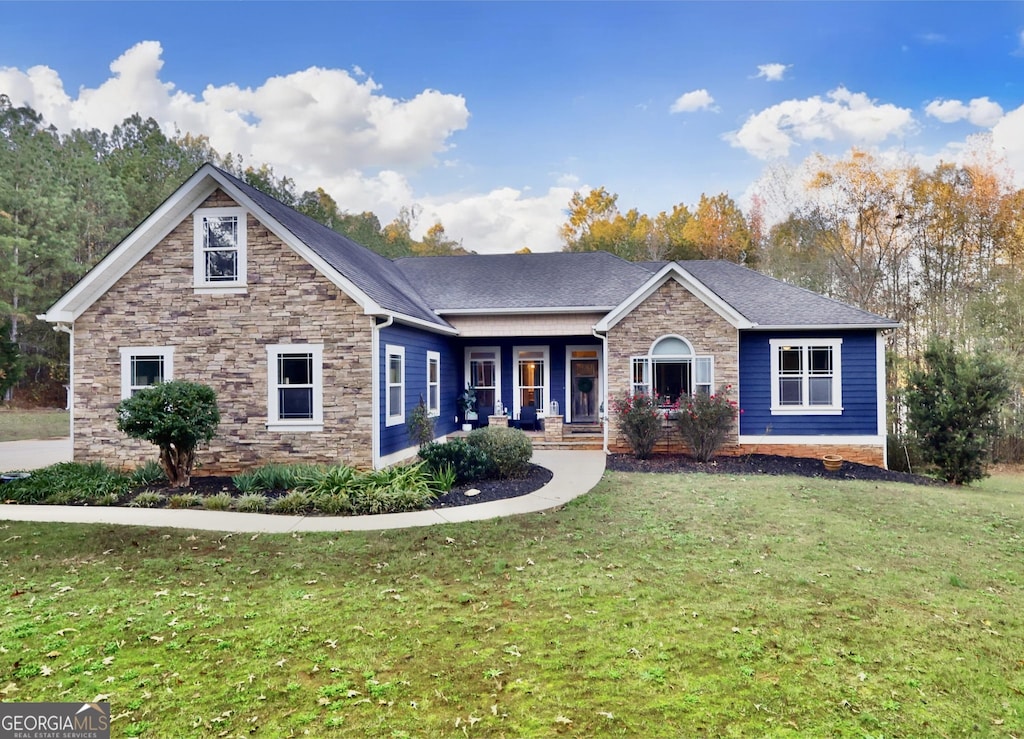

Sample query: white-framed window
[630,335,713,405]
[194,207,247,290]
[514,345,550,416]
[266,344,323,431]
[119,347,173,399]
[769,338,843,414]
[465,347,501,417]
[386,345,405,427]
[426,351,440,417]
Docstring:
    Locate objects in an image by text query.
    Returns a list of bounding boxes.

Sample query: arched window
[631,335,713,404]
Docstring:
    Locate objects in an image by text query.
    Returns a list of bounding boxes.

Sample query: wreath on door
[576,377,594,394]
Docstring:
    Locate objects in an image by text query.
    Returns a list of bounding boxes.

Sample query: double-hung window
[631,336,712,405]
[515,346,549,415]
[769,339,843,414]
[426,351,440,417]
[194,207,247,290]
[466,348,500,416]
[119,347,173,399]
[267,344,323,431]
[386,345,405,427]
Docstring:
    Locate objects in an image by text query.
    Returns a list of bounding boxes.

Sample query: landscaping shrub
[672,385,738,462]
[348,464,438,514]
[906,339,1011,484]
[611,393,666,460]
[234,463,324,493]
[116,380,220,487]
[270,491,313,515]
[295,465,359,496]
[419,439,491,483]
[407,395,436,448]
[129,492,166,508]
[235,493,269,513]
[168,493,203,509]
[203,492,234,511]
[3,462,130,504]
[130,460,165,486]
[467,426,533,479]
[312,493,352,516]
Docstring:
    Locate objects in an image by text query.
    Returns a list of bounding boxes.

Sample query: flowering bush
[672,385,738,462]
[611,392,666,460]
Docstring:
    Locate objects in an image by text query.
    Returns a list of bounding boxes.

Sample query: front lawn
[0,409,69,441]
[2,470,1022,737]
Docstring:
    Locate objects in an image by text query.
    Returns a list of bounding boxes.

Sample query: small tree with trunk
[117,380,220,487]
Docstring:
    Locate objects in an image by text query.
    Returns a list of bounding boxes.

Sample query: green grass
[2,470,1023,737]
[0,409,69,441]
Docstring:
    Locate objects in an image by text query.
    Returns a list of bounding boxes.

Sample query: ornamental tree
[611,392,666,460]
[673,385,739,462]
[116,380,221,487]
[905,339,1010,485]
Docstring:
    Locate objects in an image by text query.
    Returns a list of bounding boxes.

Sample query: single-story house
[40,164,899,473]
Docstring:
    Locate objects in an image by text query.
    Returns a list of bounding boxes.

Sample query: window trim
[769,338,843,415]
[631,335,713,404]
[464,346,502,417]
[426,351,441,418]
[513,345,550,418]
[385,344,405,428]
[119,346,174,399]
[266,343,324,432]
[193,207,248,291]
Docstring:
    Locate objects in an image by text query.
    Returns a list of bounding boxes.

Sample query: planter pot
[462,424,473,432]
[1,471,31,484]
[822,455,843,472]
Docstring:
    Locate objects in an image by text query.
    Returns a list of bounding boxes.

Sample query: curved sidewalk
[0,450,606,533]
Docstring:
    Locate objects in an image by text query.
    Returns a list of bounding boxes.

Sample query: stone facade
[73,190,375,474]
[606,278,740,455]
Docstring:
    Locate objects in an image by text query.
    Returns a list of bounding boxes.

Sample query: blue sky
[4,2,1024,252]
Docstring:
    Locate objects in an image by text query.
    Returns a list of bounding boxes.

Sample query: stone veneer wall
[606,278,740,455]
[73,190,375,474]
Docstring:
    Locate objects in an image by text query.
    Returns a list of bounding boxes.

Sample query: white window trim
[119,346,174,399]
[426,351,441,418]
[513,344,550,418]
[386,344,405,428]
[266,343,324,432]
[464,346,502,417]
[769,338,843,415]
[630,338,713,404]
[193,207,248,291]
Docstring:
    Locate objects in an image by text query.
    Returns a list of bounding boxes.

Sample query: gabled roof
[395,251,654,312]
[42,164,897,334]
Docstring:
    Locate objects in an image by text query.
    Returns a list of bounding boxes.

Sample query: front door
[570,358,599,423]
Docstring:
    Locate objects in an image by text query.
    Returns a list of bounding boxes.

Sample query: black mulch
[606,452,941,486]
[124,463,554,512]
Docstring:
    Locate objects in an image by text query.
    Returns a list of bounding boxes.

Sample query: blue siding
[379,325,460,456]
[739,329,879,436]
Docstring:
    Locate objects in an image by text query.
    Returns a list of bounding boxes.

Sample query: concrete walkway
[0,449,606,533]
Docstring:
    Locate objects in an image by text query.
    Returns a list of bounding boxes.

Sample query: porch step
[565,423,603,435]
[532,438,604,451]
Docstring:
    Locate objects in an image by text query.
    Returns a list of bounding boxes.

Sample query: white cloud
[990,103,1024,187]
[669,89,717,114]
[925,97,1003,128]
[755,63,789,82]
[0,40,470,180]
[724,86,915,159]
[415,185,576,254]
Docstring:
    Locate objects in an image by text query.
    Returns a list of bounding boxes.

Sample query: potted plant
[457,385,477,430]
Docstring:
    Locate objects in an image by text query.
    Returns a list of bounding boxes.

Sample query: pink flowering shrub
[672,385,739,462]
[610,392,666,460]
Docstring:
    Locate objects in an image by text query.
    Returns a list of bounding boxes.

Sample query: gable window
[266,344,323,431]
[426,351,440,417]
[194,207,247,290]
[769,339,843,414]
[119,347,173,399]
[386,345,405,427]
[631,336,712,405]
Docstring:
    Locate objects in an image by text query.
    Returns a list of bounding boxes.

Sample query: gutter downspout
[593,327,609,455]
[371,314,395,470]
[48,320,74,450]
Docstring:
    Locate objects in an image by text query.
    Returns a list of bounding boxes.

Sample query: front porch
[453,417,605,451]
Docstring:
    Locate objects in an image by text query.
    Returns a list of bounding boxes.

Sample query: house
[40,165,899,473]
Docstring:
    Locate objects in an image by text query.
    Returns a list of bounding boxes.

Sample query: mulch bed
[606,452,941,486]
[123,463,554,512]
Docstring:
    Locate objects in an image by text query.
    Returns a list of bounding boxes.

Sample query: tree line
[0,96,467,402]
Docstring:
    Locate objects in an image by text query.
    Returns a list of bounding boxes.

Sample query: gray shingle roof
[681,260,898,328]
[220,167,894,330]
[395,251,654,311]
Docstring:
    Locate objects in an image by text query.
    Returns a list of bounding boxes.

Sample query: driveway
[0,438,72,473]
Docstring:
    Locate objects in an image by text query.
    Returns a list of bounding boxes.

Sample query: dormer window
[194,207,247,291]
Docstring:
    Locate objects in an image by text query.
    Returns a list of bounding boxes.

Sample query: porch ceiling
[448,312,606,337]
